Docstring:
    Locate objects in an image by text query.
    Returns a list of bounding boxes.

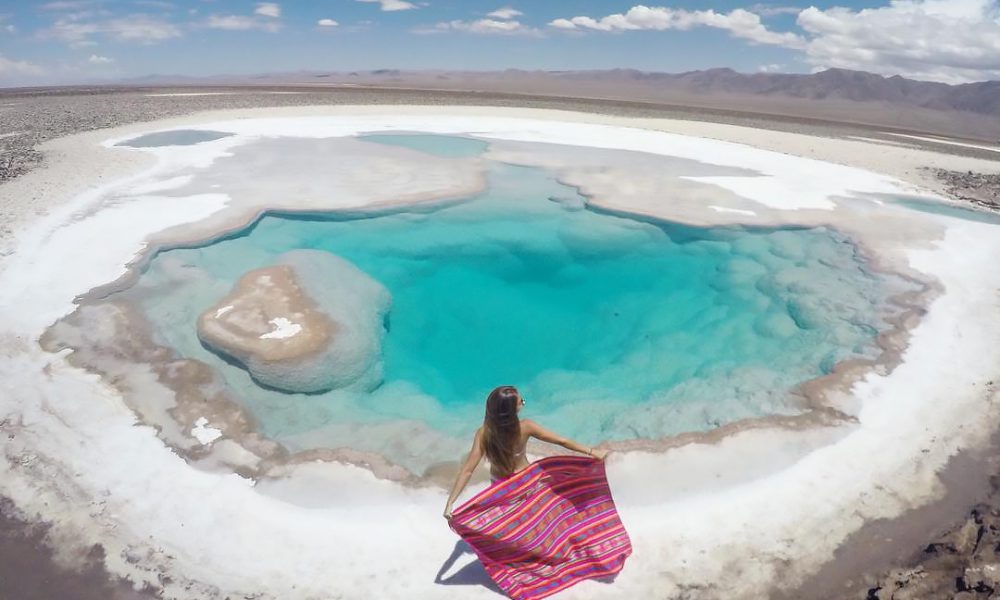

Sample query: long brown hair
[481,385,521,477]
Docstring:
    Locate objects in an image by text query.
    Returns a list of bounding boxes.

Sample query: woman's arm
[522,420,608,460]
[443,427,485,519]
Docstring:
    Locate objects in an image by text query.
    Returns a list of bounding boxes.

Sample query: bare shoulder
[521,419,562,443]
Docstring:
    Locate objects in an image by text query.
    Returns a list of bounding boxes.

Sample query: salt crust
[0,107,998,599]
[190,417,223,445]
[259,318,301,340]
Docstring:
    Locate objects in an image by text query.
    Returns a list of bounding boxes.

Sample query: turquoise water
[117,145,909,473]
[359,133,488,157]
[894,197,1000,225]
[119,130,233,147]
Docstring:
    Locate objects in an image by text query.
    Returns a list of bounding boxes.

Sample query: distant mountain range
[118,68,1000,140]
[555,68,1000,115]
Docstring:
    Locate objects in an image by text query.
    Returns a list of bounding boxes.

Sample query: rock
[933,169,1000,211]
[198,250,390,393]
[884,567,953,600]
[955,519,985,555]
[963,563,1000,593]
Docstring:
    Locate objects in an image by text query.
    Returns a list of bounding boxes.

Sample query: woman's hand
[591,447,609,461]
[443,505,453,520]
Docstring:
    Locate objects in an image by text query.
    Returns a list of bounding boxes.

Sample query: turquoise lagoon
[118,129,233,147]
[116,135,910,472]
[360,132,489,157]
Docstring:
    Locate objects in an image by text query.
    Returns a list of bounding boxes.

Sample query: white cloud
[757,63,783,72]
[796,0,1000,83]
[548,6,805,48]
[549,19,577,30]
[41,1,98,10]
[550,2,1000,83]
[356,0,417,12]
[88,53,113,64]
[42,20,98,45]
[205,14,280,32]
[317,18,339,27]
[254,2,281,18]
[107,15,181,41]
[418,18,541,36]
[42,14,181,45]
[4,25,14,34]
[0,54,43,76]
[487,7,523,19]
[747,4,801,17]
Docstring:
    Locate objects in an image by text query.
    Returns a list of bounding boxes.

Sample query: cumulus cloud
[550,2,1000,83]
[254,3,281,18]
[356,0,416,12]
[487,7,523,19]
[205,14,280,32]
[417,18,541,36]
[87,53,112,63]
[42,14,181,45]
[549,6,805,47]
[796,0,1000,83]
[317,18,339,27]
[757,63,784,72]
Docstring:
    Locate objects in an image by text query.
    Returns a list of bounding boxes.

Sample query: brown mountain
[116,67,1000,140]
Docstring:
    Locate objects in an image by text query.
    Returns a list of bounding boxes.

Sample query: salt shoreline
[1,105,999,599]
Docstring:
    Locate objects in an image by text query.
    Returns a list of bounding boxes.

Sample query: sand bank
[1,106,999,599]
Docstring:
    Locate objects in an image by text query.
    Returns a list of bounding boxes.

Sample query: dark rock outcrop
[867,505,1000,600]
[934,170,1000,212]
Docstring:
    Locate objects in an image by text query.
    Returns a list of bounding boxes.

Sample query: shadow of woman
[434,540,504,596]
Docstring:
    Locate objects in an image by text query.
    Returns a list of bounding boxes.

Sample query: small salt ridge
[709,205,757,216]
[260,317,302,339]
[884,132,1000,154]
[215,305,234,318]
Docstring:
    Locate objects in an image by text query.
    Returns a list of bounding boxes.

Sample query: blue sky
[1,0,998,86]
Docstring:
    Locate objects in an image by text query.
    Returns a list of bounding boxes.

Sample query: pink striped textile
[449,455,632,600]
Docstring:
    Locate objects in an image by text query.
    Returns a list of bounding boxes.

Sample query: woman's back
[484,421,531,480]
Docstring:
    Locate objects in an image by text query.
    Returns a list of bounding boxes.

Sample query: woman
[442,386,631,600]
[443,385,609,519]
